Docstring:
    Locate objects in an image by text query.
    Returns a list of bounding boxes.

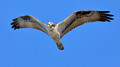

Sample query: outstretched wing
[11,15,48,34]
[57,10,114,38]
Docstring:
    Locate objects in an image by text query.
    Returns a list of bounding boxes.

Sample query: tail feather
[56,42,64,50]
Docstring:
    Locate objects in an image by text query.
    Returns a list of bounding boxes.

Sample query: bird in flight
[11,10,114,50]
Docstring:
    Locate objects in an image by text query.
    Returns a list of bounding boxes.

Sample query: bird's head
[47,22,55,31]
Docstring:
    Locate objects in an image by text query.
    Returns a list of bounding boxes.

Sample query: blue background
[0,0,120,67]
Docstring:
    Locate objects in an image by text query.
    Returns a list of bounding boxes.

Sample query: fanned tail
[56,41,64,50]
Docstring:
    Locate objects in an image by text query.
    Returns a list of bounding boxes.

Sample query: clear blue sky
[0,0,120,67]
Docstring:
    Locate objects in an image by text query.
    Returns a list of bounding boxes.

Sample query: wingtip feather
[98,11,114,22]
[98,11,110,13]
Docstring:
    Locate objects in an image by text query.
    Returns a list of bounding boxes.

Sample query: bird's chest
[48,30,60,38]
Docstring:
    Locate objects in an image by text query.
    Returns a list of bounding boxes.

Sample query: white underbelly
[48,30,60,39]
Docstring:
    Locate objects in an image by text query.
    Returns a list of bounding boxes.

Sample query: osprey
[11,10,114,50]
